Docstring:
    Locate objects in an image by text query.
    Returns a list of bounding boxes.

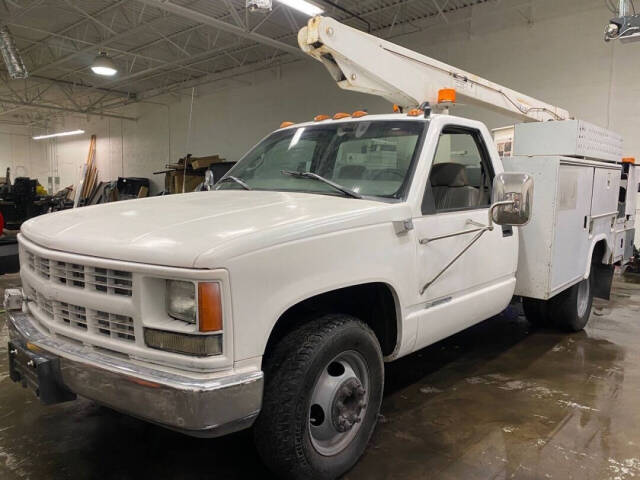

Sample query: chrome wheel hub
[308,351,369,456]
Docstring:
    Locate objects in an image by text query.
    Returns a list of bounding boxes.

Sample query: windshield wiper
[216,176,252,190]
[281,170,362,199]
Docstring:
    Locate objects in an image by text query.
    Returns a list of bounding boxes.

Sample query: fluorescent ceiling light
[277,0,323,16]
[91,51,117,76]
[92,65,117,76]
[33,130,85,140]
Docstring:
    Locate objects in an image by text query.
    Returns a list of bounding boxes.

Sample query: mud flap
[593,263,615,300]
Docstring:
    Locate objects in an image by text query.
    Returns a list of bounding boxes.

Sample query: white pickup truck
[4,16,638,480]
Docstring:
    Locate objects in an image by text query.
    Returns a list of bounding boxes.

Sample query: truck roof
[277,112,464,130]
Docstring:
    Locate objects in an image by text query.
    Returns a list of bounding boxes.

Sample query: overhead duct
[0,25,28,79]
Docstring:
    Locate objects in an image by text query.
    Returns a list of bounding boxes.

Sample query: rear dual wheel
[523,273,594,332]
[254,314,384,480]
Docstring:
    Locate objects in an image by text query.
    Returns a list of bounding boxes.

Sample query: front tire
[254,314,384,480]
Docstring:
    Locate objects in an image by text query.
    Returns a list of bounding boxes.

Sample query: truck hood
[21,191,405,268]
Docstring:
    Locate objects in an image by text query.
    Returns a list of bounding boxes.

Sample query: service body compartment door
[589,166,621,252]
[591,167,620,218]
[549,164,593,294]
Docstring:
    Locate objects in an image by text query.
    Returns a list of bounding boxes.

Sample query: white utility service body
[4,14,638,480]
[504,155,621,300]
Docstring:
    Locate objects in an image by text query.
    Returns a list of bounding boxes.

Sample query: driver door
[412,125,517,350]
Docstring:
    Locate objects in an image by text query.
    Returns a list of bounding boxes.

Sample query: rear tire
[549,274,594,332]
[254,314,384,480]
[522,297,551,327]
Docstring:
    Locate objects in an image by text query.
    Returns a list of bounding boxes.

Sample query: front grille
[55,302,88,330]
[26,250,132,297]
[23,246,137,345]
[35,291,53,317]
[26,251,51,279]
[94,311,135,342]
[89,268,133,296]
[31,290,136,343]
[52,261,85,288]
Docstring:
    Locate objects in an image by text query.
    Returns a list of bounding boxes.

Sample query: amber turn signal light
[198,282,223,332]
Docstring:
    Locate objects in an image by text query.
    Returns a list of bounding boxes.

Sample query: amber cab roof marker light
[393,104,402,113]
[352,110,368,118]
[279,121,295,128]
[622,157,636,164]
[438,88,457,104]
[314,114,330,122]
[407,108,423,117]
[333,112,351,120]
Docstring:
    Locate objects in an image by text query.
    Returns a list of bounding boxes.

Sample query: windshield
[216,120,427,199]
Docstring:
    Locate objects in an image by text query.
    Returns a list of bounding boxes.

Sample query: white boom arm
[298,17,570,122]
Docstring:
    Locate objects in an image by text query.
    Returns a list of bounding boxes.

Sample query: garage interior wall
[1,0,639,242]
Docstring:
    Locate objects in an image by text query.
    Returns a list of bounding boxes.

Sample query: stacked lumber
[73,135,98,207]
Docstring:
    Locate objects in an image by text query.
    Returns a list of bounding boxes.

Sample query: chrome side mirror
[491,172,533,226]
[203,169,215,191]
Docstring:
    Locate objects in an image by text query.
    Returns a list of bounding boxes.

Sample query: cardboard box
[168,171,202,193]
[191,155,224,170]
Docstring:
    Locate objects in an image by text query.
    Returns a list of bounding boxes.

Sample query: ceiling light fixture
[277,0,323,16]
[33,130,85,140]
[91,51,117,76]
[247,0,273,12]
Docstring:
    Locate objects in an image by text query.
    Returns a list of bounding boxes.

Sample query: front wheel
[254,314,384,480]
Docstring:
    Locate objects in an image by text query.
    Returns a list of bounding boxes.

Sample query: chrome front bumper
[5,305,264,438]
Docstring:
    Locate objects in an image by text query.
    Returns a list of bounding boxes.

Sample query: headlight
[160,280,224,356]
[166,280,196,323]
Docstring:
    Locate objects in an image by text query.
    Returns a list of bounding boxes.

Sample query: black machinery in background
[0,169,51,230]
[0,169,51,274]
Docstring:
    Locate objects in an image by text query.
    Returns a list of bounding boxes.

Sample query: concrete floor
[1,273,639,480]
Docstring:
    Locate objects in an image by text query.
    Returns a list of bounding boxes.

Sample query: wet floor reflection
[1,274,639,479]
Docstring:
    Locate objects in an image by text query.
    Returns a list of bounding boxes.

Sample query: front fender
[223,222,416,362]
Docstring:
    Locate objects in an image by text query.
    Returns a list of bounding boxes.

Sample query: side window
[422,127,494,214]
